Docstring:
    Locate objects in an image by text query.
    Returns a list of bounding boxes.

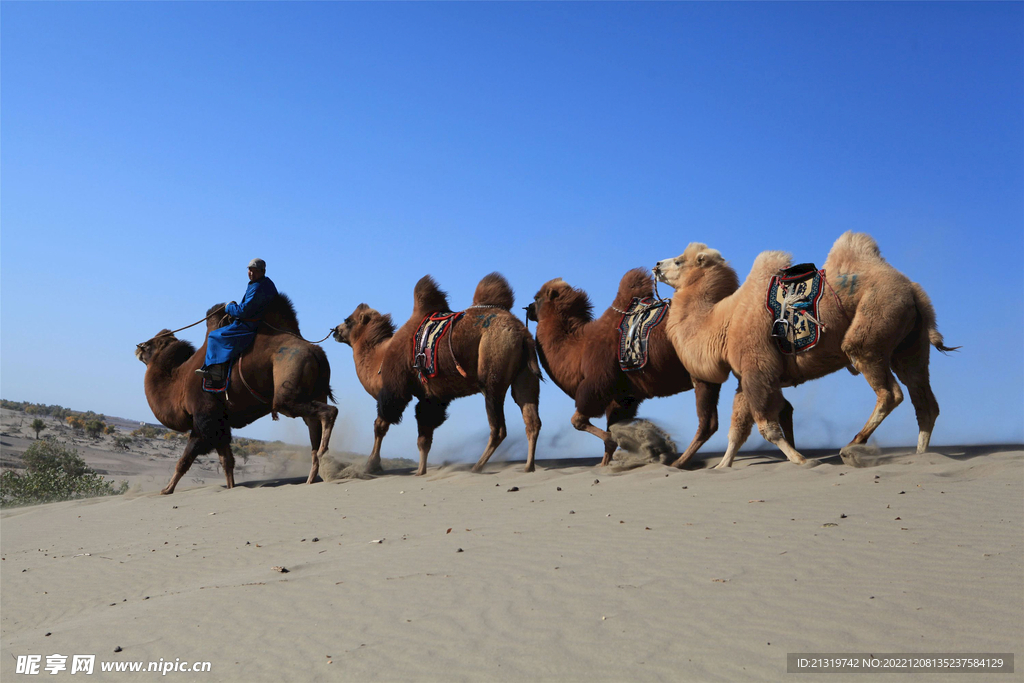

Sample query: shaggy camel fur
[655,232,956,468]
[333,273,542,476]
[135,295,338,493]
[528,268,731,468]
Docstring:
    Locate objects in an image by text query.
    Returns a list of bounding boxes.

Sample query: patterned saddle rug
[765,263,826,355]
[616,297,669,371]
[413,311,464,384]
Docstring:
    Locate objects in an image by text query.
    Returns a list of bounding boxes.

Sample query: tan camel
[135,295,338,493]
[655,232,957,468]
[527,268,732,468]
[333,273,542,476]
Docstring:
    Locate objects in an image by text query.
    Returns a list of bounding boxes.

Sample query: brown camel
[135,294,338,493]
[527,268,736,468]
[655,232,957,468]
[333,273,542,476]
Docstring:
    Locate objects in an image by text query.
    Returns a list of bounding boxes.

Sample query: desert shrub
[85,419,106,438]
[30,418,47,439]
[1,441,128,507]
[132,425,166,439]
[113,435,132,452]
[104,424,118,435]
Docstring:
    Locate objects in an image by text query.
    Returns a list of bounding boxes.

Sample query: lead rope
[259,321,334,344]
[235,346,270,404]
[146,305,227,341]
[449,315,468,378]
[821,270,853,325]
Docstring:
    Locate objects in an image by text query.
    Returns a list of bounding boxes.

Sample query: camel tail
[523,335,544,381]
[911,282,960,354]
[472,272,515,310]
[310,344,337,403]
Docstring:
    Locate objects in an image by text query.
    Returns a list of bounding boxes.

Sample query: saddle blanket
[765,263,825,355]
[616,297,669,371]
[413,311,464,384]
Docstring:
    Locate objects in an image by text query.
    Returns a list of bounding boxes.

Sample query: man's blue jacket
[204,276,278,367]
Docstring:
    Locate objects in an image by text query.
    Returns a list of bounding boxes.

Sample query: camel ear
[696,252,712,267]
[360,312,371,325]
[547,288,559,300]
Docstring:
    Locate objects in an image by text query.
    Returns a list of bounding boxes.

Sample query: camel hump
[617,268,654,299]
[413,275,451,314]
[748,250,792,281]
[829,231,882,261]
[473,272,515,310]
[910,282,960,353]
[264,293,300,334]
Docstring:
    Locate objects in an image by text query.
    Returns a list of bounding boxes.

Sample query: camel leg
[278,400,338,484]
[366,417,389,474]
[415,398,449,476]
[510,368,541,473]
[715,387,755,469]
[840,353,903,458]
[892,343,940,453]
[303,415,323,484]
[317,401,338,470]
[571,411,617,466]
[215,444,236,489]
[737,378,806,471]
[779,397,795,450]
[162,432,213,495]
[672,380,721,468]
[473,391,509,473]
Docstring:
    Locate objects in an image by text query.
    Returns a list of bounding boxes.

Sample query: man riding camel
[196,258,278,388]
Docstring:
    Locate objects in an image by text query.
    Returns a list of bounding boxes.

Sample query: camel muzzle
[525,303,537,322]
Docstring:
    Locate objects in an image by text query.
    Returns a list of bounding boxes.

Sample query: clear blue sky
[3,2,1022,462]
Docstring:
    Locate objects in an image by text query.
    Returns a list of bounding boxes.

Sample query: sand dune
[2,445,1021,681]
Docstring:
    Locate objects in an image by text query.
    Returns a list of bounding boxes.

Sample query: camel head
[654,243,724,289]
[135,331,183,365]
[528,278,593,324]
[333,304,394,347]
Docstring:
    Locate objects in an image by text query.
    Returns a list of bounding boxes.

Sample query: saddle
[201,360,233,394]
[765,263,826,355]
[616,297,669,371]
[413,311,465,385]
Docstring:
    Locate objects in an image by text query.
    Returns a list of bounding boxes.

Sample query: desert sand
[1,423,1021,682]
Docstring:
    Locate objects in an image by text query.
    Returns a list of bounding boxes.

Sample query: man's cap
[248,258,266,271]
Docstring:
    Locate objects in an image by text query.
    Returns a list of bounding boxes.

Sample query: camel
[135,295,338,493]
[654,231,957,468]
[527,268,739,468]
[332,273,542,476]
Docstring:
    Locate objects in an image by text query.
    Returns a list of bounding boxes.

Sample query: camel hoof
[364,459,384,475]
[471,465,483,474]
[523,465,535,473]
[160,488,174,496]
[712,462,731,470]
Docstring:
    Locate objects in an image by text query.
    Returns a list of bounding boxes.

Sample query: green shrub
[84,419,106,438]
[131,425,166,439]
[1,441,129,508]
